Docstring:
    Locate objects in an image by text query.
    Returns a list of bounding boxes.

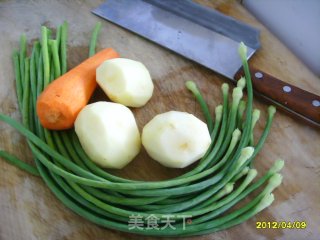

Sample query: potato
[96,58,154,107]
[75,101,141,169]
[142,111,212,168]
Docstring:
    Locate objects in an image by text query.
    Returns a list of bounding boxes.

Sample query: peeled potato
[96,58,154,107]
[142,111,212,168]
[75,101,141,169]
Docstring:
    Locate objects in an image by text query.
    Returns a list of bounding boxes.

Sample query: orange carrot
[36,48,119,130]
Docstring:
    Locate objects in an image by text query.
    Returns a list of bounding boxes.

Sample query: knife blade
[92,0,320,127]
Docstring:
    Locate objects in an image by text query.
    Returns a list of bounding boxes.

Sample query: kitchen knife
[92,0,320,127]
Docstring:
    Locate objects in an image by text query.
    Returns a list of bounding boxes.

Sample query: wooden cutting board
[0,0,319,239]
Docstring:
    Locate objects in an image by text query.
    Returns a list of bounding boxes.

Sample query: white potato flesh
[75,101,141,169]
[96,58,154,107]
[142,111,212,168]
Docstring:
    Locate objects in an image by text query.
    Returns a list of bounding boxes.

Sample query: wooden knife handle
[235,67,320,126]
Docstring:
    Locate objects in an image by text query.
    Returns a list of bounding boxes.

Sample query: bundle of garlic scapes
[0,23,283,237]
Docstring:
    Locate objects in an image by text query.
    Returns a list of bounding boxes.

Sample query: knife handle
[235,67,320,126]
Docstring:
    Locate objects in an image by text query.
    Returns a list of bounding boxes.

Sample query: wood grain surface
[0,0,319,239]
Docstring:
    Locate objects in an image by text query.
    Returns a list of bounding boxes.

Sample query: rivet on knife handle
[235,67,320,125]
